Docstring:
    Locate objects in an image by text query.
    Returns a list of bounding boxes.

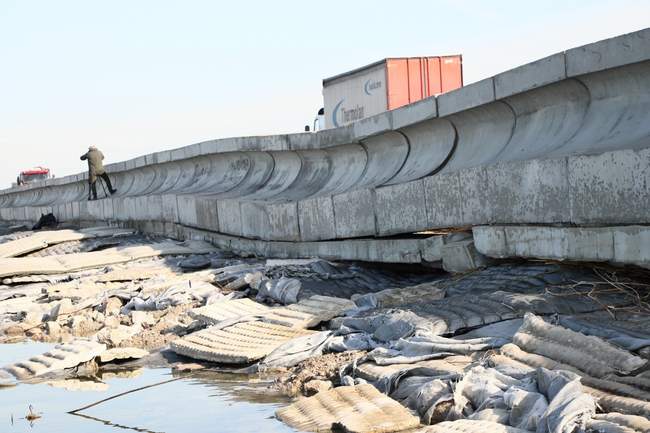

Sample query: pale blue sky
[1,0,648,187]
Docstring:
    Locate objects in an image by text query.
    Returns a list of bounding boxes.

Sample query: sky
[0,0,648,188]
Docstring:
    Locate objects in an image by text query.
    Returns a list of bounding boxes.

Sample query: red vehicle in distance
[14,167,53,187]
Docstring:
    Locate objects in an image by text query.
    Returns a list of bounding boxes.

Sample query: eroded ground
[1,223,649,433]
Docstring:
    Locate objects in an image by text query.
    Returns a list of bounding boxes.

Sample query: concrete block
[312,124,356,149]
[474,225,616,263]
[423,172,463,228]
[233,200,300,241]
[216,200,243,236]
[221,135,288,152]
[457,166,491,225]
[240,202,270,240]
[418,235,444,263]
[569,148,650,224]
[102,198,115,220]
[375,180,428,235]
[613,226,650,265]
[391,96,437,129]
[170,147,187,161]
[472,226,507,257]
[506,226,569,259]
[333,189,376,238]
[487,157,569,223]
[352,111,392,140]
[195,198,219,231]
[145,195,163,220]
[71,201,80,220]
[567,28,650,77]
[438,78,495,117]
[266,202,300,241]
[441,239,489,273]
[154,150,172,164]
[110,197,125,221]
[199,139,219,155]
[176,195,198,226]
[87,199,104,220]
[494,53,566,99]
[161,194,179,223]
[297,196,336,241]
[183,143,202,159]
[133,156,147,168]
[285,133,316,150]
[566,227,615,261]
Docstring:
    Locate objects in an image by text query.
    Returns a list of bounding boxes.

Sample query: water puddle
[0,342,298,433]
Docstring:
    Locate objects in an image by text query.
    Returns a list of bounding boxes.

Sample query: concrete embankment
[0,29,649,266]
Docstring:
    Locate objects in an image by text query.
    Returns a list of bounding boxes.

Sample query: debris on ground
[274,351,366,396]
[0,226,649,433]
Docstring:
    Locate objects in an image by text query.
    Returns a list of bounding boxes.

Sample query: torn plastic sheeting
[591,393,650,419]
[363,335,508,366]
[535,368,595,433]
[503,387,548,431]
[364,347,455,366]
[352,282,446,310]
[467,408,510,424]
[121,280,221,312]
[385,361,469,397]
[258,331,333,369]
[403,378,455,425]
[325,333,379,352]
[334,310,439,342]
[451,366,532,417]
[402,288,635,338]
[354,356,471,393]
[415,419,530,433]
[585,419,641,432]
[499,344,650,401]
[489,353,650,418]
[514,313,647,377]
[591,412,650,432]
[558,315,650,351]
[256,276,301,305]
[456,319,523,341]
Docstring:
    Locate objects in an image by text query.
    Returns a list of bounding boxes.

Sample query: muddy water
[1,342,298,433]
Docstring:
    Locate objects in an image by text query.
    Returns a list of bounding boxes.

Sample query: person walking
[80,145,116,200]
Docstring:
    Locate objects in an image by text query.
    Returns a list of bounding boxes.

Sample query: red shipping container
[323,55,463,128]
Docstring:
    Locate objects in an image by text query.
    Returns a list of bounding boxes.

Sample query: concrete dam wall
[1,29,649,265]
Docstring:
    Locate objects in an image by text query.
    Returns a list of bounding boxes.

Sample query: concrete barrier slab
[170,321,313,363]
[333,189,376,238]
[375,180,428,236]
[494,52,566,99]
[567,28,650,76]
[297,196,336,241]
[276,384,420,433]
[438,78,495,116]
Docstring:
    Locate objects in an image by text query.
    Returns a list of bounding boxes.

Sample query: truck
[13,167,53,187]
[322,55,463,129]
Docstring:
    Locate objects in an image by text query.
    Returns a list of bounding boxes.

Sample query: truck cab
[15,167,52,186]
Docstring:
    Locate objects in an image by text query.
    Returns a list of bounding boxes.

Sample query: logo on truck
[332,98,365,128]
[363,79,382,95]
[332,99,345,128]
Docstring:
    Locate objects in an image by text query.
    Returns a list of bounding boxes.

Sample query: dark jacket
[80,148,105,182]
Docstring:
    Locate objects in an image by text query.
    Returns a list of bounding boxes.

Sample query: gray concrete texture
[474,225,650,269]
[1,29,649,247]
